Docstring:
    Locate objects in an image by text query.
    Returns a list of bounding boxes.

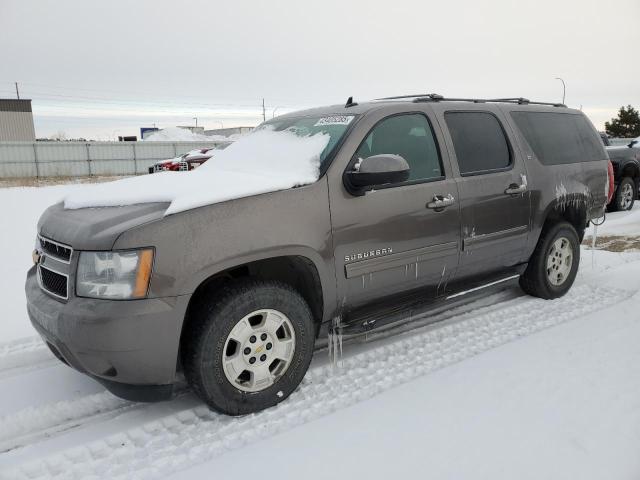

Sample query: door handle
[427,194,455,211]
[505,183,527,195]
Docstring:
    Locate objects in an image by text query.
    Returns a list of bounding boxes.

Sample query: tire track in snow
[0,290,516,455]
[0,337,54,380]
[0,392,132,454]
[2,284,632,480]
[0,384,190,454]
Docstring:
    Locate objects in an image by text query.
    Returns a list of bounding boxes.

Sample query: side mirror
[347,154,410,189]
[629,139,638,148]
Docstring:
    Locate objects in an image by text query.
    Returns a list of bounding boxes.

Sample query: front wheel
[182,279,315,415]
[520,221,580,299]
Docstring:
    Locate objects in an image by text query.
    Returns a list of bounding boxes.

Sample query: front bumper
[25,266,191,401]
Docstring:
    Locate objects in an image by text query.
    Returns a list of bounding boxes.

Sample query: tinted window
[444,112,511,175]
[510,112,604,165]
[355,114,442,182]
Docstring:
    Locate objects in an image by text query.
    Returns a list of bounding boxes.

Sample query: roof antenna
[345,96,358,108]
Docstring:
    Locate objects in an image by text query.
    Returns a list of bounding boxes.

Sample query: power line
[16,91,267,109]
[4,91,304,114]
[0,80,306,110]
[0,82,322,117]
[0,80,270,104]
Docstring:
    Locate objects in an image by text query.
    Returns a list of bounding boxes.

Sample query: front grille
[39,236,72,262]
[39,266,68,299]
[178,161,189,171]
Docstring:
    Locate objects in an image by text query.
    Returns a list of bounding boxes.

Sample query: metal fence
[0,141,231,178]
[0,137,635,178]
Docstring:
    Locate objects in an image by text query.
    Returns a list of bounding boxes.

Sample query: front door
[437,108,531,281]
[328,110,462,312]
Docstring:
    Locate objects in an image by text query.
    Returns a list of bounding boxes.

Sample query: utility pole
[262,98,266,122]
[15,82,20,99]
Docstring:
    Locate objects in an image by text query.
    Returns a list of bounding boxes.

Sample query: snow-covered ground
[0,184,639,479]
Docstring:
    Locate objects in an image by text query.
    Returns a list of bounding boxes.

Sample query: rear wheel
[610,176,636,211]
[182,279,315,415]
[519,221,580,299]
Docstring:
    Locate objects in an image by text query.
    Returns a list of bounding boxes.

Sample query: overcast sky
[1,0,638,139]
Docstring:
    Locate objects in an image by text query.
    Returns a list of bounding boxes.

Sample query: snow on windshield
[63,129,330,215]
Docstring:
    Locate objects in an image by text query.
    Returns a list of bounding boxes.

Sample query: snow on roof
[63,129,330,215]
[142,127,215,142]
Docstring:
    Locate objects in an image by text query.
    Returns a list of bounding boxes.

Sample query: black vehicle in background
[601,133,640,211]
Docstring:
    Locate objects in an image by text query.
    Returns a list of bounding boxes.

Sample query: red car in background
[148,148,215,173]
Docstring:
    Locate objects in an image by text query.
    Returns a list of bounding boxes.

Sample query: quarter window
[355,114,443,182]
[510,111,605,165]
[444,112,512,175]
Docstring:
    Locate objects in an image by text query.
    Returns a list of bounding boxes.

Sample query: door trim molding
[463,225,528,251]
[345,241,459,279]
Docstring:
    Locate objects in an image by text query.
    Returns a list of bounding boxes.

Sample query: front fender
[112,179,338,322]
[182,246,335,322]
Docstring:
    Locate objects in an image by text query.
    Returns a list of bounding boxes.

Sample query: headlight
[76,249,154,300]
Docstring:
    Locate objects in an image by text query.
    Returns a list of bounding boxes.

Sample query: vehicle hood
[606,145,640,162]
[38,202,169,250]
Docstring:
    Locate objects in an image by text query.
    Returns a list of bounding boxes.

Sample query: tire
[519,221,580,300]
[610,176,636,212]
[182,279,315,415]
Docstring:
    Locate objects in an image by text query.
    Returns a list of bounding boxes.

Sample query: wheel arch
[539,197,588,243]
[620,160,640,181]
[178,253,328,361]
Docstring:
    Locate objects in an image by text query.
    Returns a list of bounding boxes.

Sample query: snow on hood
[63,129,330,216]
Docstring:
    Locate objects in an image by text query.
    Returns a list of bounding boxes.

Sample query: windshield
[258,114,356,164]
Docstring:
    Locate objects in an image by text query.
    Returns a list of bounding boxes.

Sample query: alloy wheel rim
[546,236,573,286]
[222,309,296,393]
[621,183,633,210]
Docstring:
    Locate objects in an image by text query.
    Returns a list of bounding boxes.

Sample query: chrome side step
[446,275,520,300]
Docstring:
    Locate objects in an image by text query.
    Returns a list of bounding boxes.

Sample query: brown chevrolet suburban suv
[26,94,608,415]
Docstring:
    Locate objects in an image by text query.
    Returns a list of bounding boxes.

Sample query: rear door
[433,106,531,281]
[327,106,461,312]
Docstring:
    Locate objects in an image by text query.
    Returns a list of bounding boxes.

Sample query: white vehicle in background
[148,148,215,173]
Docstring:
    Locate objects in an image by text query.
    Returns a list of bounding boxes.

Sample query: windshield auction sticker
[314,115,354,126]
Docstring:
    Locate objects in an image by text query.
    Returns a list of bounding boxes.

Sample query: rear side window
[510,112,604,165]
[444,112,511,175]
[355,113,443,182]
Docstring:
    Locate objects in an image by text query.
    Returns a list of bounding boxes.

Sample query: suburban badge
[344,247,393,263]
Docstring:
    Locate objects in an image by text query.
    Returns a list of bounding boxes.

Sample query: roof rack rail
[375,94,565,108]
[376,93,440,101]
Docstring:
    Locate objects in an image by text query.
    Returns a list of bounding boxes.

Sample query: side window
[355,114,443,182]
[510,111,605,165]
[444,112,512,175]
